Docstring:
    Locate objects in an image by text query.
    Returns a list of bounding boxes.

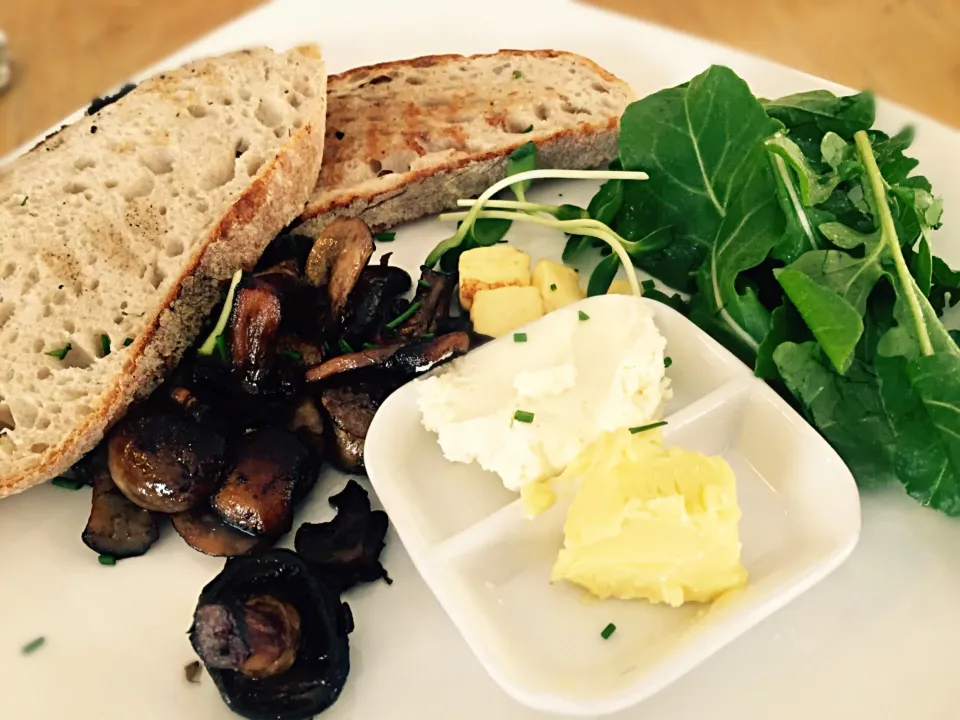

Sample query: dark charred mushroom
[81,458,159,558]
[256,233,315,273]
[304,218,375,320]
[339,264,412,346]
[228,278,283,392]
[107,412,226,513]
[189,549,351,719]
[254,259,302,297]
[304,332,470,384]
[212,427,315,537]
[294,481,389,591]
[287,396,325,468]
[277,335,324,366]
[397,268,457,338]
[172,506,269,557]
[319,385,387,474]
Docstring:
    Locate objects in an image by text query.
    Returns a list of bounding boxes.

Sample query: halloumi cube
[532,259,584,312]
[458,245,531,310]
[470,286,544,338]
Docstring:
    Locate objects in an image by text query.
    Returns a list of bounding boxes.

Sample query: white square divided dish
[365,294,861,717]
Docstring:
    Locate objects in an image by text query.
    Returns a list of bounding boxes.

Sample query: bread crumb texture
[0,46,327,494]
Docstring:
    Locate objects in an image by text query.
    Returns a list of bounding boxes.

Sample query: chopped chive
[386,301,422,329]
[601,623,616,640]
[51,477,83,490]
[521,124,534,133]
[550,283,557,291]
[100,334,111,357]
[423,332,436,339]
[362,342,379,350]
[215,335,229,363]
[45,343,71,360]
[641,279,656,291]
[338,339,355,354]
[282,349,303,360]
[20,196,28,206]
[373,232,396,242]
[122,337,134,347]
[98,554,117,566]
[578,310,590,321]
[664,356,673,368]
[514,410,535,424]
[513,332,528,343]
[418,279,432,289]
[513,70,522,79]
[21,637,45,655]
[184,660,202,684]
[629,420,667,435]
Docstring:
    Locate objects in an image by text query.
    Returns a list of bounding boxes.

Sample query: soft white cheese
[416,296,671,492]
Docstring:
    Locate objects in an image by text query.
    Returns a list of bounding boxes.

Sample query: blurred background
[0,0,958,157]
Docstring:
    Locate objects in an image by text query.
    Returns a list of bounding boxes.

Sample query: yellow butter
[551,428,748,607]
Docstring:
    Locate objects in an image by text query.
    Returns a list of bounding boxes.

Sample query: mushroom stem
[192,595,301,679]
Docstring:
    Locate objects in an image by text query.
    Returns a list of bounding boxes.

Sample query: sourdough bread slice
[298,49,634,234]
[0,46,328,497]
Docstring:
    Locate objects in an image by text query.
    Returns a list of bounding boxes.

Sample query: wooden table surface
[1,0,958,156]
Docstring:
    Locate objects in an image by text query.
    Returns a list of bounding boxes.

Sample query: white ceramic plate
[4,1,960,719]
[366,294,861,716]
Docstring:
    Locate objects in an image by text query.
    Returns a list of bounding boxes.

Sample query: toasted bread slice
[0,46,328,497]
[297,49,633,234]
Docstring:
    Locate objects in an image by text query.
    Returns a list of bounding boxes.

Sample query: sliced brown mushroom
[172,506,268,557]
[304,332,470,384]
[397,268,457,338]
[81,458,159,558]
[254,259,302,297]
[107,412,226,514]
[304,217,375,319]
[320,385,383,474]
[211,427,314,537]
[304,343,402,383]
[228,278,283,390]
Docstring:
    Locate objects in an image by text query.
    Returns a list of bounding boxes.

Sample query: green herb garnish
[122,337,134,347]
[629,420,667,434]
[578,310,590,321]
[98,555,116,566]
[423,332,436,339]
[513,333,528,342]
[362,342,379,350]
[21,637,45,655]
[513,70,522,79]
[198,270,242,357]
[51,477,83,490]
[513,410,535,424]
[521,124,533,133]
[100,334,111,357]
[386,301,422,329]
[664,356,673,368]
[373,232,396,242]
[550,283,557,291]
[282,349,303,360]
[601,623,616,640]
[20,196,28,206]
[339,339,355,354]
[418,279,432,289]
[45,343,71,360]
[215,335,229,363]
